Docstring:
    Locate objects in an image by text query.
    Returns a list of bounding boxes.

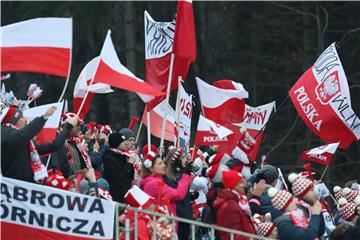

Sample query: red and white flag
[234,102,275,161]
[142,100,175,141]
[195,115,234,146]
[23,102,64,144]
[289,43,360,149]
[93,30,165,98]
[1,18,72,77]
[73,57,113,118]
[301,142,340,165]
[196,77,249,124]
[144,0,196,109]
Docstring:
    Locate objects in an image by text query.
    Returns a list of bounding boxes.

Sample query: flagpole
[176,77,182,148]
[76,77,95,116]
[147,110,151,152]
[159,53,175,157]
[320,165,329,181]
[58,17,73,102]
[135,109,144,143]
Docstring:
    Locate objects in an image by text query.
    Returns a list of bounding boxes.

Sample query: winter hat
[142,144,157,157]
[343,187,360,202]
[260,165,279,185]
[119,128,135,140]
[206,164,229,183]
[108,132,126,148]
[268,187,293,211]
[253,214,276,237]
[143,151,156,168]
[208,153,231,166]
[222,169,244,190]
[124,185,154,208]
[333,186,344,200]
[192,157,203,176]
[1,106,23,124]
[288,173,314,198]
[97,124,113,134]
[337,197,360,221]
[61,112,83,125]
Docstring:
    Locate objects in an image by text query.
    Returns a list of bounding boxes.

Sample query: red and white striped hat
[124,185,154,208]
[268,187,293,211]
[337,196,360,221]
[206,164,229,183]
[171,148,183,162]
[61,112,83,125]
[253,213,275,237]
[143,151,156,168]
[288,173,314,198]
[343,187,360,203]
[333,186,344,200]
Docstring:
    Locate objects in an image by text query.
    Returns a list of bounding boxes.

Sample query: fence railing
[115,202,273,240]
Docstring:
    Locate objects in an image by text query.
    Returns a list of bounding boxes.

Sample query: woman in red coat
[213,169,257,240]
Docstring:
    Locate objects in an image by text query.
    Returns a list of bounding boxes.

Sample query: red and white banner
[23,102,64,144]
[93,30,165,99]
[1,18,72,77]
[195,115,234,146]
[142,100,175,142]
[234,102,275,161]
[196,77,249,124]
[73,57,113,118]
[174,83,192,150]
[0,177,115,240]
[144,2,196,109]
[301,142,339,165]
[289,43,360,149]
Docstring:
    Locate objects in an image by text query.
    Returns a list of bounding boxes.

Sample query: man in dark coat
[103,130,134,203]
[1,106,56,182]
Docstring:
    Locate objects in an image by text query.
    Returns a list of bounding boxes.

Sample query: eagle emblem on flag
[315,71,341,105]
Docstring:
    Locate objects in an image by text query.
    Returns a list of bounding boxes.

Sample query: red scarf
[66,136,92,168]
[6,123,48,182]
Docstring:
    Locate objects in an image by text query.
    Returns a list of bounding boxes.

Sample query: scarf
[66,136,92,169]
[6,123,48,182]
[288,209,309,229]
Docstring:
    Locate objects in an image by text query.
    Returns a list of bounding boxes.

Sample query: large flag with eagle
[289,43,360,149]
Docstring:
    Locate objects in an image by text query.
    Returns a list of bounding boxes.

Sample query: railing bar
[230,232,234,240]
[134,210,138,240]
[191,223,196,240]
[115,203,119,240]
[152,215,156,240]
[125,218,130,240]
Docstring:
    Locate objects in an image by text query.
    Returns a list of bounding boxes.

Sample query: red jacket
[119,211,151,240]
[140,174,191,216]
[213,189,256,240]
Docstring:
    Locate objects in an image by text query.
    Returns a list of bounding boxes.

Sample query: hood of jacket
[213,189,239,210]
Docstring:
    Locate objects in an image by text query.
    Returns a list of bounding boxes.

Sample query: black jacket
[103,148,134,203]
[1,116,46,182]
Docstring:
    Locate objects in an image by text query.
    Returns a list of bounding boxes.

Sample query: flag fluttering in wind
[144,0,196,109]
[73,56,113,118]
[93,30,165,98]
[289,43,360,149]
[0,18,72,77]
[196,77,249,124]
[301,142,340,166]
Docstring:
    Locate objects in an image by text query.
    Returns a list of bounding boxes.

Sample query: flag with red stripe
[301,142,339,165]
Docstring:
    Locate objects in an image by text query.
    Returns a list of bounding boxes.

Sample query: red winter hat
[253,214,276,238]
[142,144,157,157]
[124,185,154,208]
[1,106,22,124]
[208,153,231,166]
[61,112,83,125]
[288,173,314,198]
[143,151,156,168]
[337,197,360,221]
[333,186,344,200]
[343,187,360,202]
[97,124,113,134]
[206,164,229,183]
[222,169,244,190]
[268,188,293,211]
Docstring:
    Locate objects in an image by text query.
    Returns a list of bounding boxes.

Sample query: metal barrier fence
[115,202,273,240]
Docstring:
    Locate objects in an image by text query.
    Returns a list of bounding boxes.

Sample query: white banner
[1,177,115,240]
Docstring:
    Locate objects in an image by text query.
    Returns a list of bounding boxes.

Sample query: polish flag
[301,142,340,166]
[73,57,113,118]
[195,115,234,146]
[196,77,249,124]
[1,18,72,77]
[289,43,360,149]
[23,102,64,144]
[93,30,165,98]
[144,0,196,109]
[141,100,175,141]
